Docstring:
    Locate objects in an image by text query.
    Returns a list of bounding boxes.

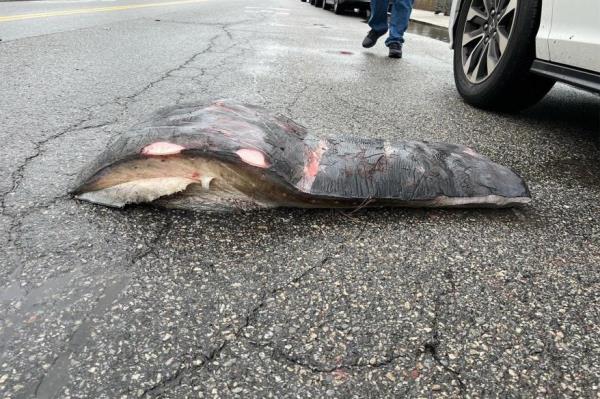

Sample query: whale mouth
[75,177,198,208]
[72,155,285,211]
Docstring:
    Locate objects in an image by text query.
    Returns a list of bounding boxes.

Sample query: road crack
[139,219,371,396]
[423,270,467,396]
[138,253,331,397]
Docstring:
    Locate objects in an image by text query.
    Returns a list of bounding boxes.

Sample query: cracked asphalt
[1,0,599,397]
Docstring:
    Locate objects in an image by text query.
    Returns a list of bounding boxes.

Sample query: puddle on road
[406,21,450,42]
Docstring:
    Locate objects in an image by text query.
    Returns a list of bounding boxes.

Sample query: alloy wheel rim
[461,0,517,83]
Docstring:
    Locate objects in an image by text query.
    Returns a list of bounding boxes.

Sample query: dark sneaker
[362,29,385,48]
[388,42,403,58]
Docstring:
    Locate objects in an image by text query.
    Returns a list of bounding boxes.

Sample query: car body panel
[535,0,553,60]
[448,0,460,48]
[449,0,600,74]
[546,0,600,72]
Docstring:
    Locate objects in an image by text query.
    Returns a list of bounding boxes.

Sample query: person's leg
[368,0,389,34]
[362,0,389,48]
[385,0,414,46]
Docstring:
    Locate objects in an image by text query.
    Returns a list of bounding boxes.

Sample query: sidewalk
[409,8,450,29]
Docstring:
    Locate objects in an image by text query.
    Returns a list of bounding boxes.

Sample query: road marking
[0,0,207,22]
[35,0,117,3]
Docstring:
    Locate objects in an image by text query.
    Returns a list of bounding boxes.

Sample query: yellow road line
[0,0,207,22]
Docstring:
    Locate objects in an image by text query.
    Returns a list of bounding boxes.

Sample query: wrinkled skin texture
[72,100,530,211]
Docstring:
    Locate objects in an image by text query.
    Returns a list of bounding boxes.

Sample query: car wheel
[453,0,555,112]
[309,0,315,5]
[315,0,323,6]
[301,0,307,2]
[323,0,331,10]
[333,0,344,14]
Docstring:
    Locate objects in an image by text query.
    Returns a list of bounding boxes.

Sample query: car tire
[315,0,323,6]
[453,0,555,112]
[301,0,307,2]
[309,0,315,5]
[333,0,344,14]
[323,0,331,10]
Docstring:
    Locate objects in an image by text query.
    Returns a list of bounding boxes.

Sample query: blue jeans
[368,0,415,46]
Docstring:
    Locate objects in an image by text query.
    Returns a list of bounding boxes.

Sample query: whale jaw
[75,177,198,208]
[72,155,283,211]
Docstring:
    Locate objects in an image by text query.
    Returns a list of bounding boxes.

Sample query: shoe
[362,29,385,48]
[388,42,402,58]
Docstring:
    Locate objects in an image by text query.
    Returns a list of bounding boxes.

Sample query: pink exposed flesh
[142,142,185,156]
[236,148,270,168]
[307,151,320,177]
[296,141,327,192]
[463,147,479,157]
[306,141,327,177]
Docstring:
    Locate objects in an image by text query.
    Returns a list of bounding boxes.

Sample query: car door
[546,0,600,72]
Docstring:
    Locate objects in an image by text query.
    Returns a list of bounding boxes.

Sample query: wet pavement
[1,0,599,397]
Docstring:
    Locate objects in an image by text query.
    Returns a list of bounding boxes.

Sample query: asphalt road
[1,0,599,397]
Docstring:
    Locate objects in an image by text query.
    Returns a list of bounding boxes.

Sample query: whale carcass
[72,100,530,211]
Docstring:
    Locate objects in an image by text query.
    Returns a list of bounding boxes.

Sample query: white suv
[449,0,600,111]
